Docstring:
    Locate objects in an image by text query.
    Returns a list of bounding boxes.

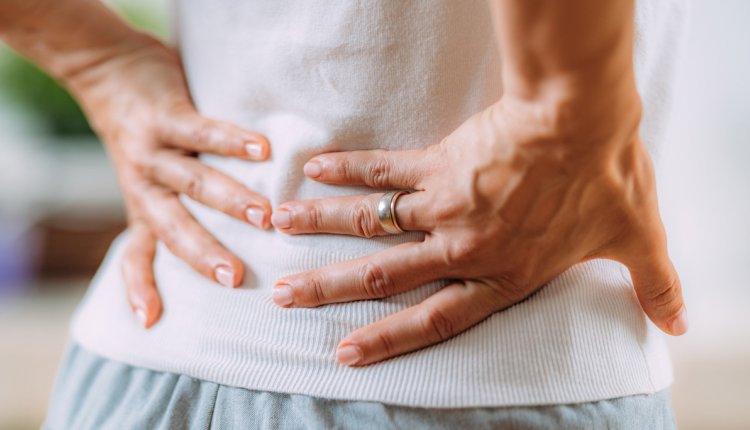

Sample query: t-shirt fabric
[69,0,688,408]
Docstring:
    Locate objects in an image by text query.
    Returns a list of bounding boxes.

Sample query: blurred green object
[0,1,167,138]
[0,49,93,136]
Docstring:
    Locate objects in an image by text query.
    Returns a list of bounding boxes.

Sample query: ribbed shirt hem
[70,231,672,408]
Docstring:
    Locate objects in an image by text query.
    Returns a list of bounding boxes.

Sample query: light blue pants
[43,341,676,429]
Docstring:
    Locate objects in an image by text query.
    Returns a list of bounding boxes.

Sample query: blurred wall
[659,1,750,428]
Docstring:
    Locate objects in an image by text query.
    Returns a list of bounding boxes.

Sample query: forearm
[488,0,641,145]
[0,0,154,97]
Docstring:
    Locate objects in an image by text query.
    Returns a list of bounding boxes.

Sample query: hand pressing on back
[270,92,687,366]
[73,37,275,328]
[0,0,274,328]
[266,0,687,367]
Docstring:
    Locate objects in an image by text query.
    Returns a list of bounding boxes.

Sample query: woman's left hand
[270,96,687,367]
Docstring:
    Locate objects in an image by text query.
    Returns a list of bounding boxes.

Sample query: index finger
[304,146,439,189]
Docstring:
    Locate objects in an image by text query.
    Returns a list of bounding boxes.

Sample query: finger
[272,240,447,308]
[271,191,432,236]
[334,281,500,366]
[610,215,688,336]
[625,254,687,336]
[139,184,245,288]
[610,141,687,336]
[303,146,440,189]
[159,106,271,160]
[146,150,271,229]
[121,223,162,328]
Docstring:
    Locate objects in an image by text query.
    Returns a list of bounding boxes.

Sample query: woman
[1,0,687,428]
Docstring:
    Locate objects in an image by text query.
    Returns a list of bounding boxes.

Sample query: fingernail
[336,344,363,366]
[271,209,292,229]
[668,307,689,335]
[245,206,266,228]
[304,160,321,178]
[215,265,235,288]
[272,285,294,306]
[135,307,148,327]
[246,143,264,159]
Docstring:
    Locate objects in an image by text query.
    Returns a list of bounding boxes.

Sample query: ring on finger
[377,190,409,234]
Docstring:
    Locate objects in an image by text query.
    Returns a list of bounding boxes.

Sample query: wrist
[0,0,162,117]
[497,73,643,156]
[64,33,165,103]
[65,36,182,139]
[2,1,141,79]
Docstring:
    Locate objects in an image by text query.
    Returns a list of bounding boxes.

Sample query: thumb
[625,254,688,336]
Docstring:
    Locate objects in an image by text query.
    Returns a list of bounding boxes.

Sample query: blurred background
[0,0,748,428]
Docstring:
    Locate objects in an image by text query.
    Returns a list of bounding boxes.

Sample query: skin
[0,0,273,327]
[1,0,686,366]
[270,0,689,366]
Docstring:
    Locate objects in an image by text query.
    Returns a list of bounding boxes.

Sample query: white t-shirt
[69,0,688,407]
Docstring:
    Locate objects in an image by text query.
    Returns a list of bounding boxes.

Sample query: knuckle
[422,146,446,180]
[191,121,215,149]
[181,171,205,199]
[122,146,146,168]
[647,275,682,311]
[366,156,390,189]
[124,189,146,215]
[333,157,353,181]
[487,276,529,308]
[375,331,396,357]
[419,307,454,342]
[309,276,327,305]
[150,207,183,250]
[307,205,325,231]
[432,193,468,224]
[153,220,179,249]
[123,150,154,180]
[439,246,462,269]
[359,263,395,299]
[440,236,480,267]
[351,201,378,238]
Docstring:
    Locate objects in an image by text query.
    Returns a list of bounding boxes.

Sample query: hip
[68,230,673,407]
[44,341,676,430]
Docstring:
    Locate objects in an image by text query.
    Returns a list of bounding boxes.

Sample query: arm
[489,0,642,150]
[492,0,636,101]
[1,0,273,326]
[268,0,686,366]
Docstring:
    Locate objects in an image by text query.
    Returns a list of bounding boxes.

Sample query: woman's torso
[69,0,686,407]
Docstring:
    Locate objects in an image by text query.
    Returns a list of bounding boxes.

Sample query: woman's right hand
[68,35,272,328]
